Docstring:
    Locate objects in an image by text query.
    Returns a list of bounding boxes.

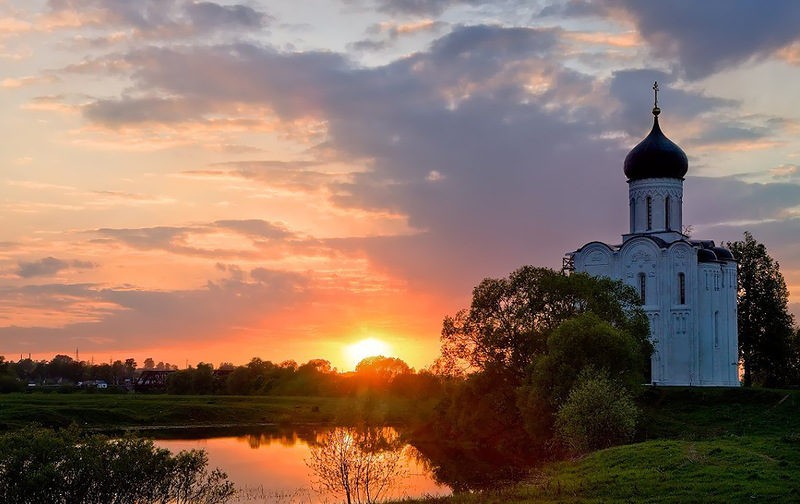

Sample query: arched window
[646,196,652,231]
[665,196,671,230]
[630,198,636,230]
[678,272,685,304]
[639,273,647,304]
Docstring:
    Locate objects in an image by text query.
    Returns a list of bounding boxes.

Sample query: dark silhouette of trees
[440,266,649,381]
[429,266,651,455]
[0,353,441,399]
[728,232,797,387]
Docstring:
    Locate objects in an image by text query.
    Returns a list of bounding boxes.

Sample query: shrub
[0,427,234,504]
[554,369,638,455]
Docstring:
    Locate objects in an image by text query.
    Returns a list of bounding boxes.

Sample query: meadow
[1,387,798,502]
[0,393,431,430]
[407,387,800,503]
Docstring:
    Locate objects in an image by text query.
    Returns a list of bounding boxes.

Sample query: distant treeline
[0,354,443,398]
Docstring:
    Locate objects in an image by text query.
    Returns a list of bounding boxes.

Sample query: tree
[728,232,796,387]
[355,356,411,378]
[531,312,647,405]
[517,312,648,443]
[124,358,137,380]
[306,427,405,504]
[440,266,649,381]
[431,266,650,453]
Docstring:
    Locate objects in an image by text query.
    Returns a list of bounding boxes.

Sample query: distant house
[78,380,109,389]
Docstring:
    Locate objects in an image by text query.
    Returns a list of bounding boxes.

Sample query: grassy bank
[407,387,800,503]
[0,393,433,430]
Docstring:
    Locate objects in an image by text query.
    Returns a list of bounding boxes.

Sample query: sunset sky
[2,0,800,371]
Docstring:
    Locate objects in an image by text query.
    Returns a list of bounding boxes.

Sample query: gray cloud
[70,24,800,300]
[608,69,734,136]
[96,226,186,251]
[543,1,800,80]
[0,271,310,353]
[16,257,97,278]
[686,177,800,228]
[213,220,293,240]
[610,1,800,79]
[185,2,269,31]
[343,0,487,16]
[351,20,446,53]
[84,97,207,125]
[95,220,300,259]
[47,0,269,40]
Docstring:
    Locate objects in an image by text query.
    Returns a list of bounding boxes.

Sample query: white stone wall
[572,239,739,387]
[628,178,683,234]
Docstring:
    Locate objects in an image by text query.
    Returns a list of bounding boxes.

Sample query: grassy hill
[408,387,800,503]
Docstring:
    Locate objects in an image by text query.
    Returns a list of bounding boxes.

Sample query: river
[153,425,452,503]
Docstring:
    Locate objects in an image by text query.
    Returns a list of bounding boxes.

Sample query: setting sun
[345,338,392,370]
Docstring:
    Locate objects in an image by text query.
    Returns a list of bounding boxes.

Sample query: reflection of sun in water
[345,338,391,370]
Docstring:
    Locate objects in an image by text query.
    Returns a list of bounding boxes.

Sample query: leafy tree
[728,232,796,387]
[299,359,334,375]
[440,266,649,381]
[355,356,411,378]
[193,363,214,394]
[432,266,649,452]
[517,312,647,443]
[111,360,125,385]
[124,358,137,380]
[531,312,647,407]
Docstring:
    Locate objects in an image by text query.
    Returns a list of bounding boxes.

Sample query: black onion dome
[711,247,735,261]
[697,248,717,263]
[624,116,688,181]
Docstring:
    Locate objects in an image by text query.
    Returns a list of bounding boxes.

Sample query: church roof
[623,83,688,181]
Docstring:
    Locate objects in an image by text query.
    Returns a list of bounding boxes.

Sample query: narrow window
[646,196,652,230]
[678,272,685,304]
[665,196,671,230]
[639,273,647,304]
[630,198,636,230]
[714,311,720,348]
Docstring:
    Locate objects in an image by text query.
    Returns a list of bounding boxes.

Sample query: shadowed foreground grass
[404,388,800,504]
[0,393,432,430]
[411,436,799,503]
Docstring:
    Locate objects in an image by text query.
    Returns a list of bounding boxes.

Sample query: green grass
[405,387,800,504]
[4,388,799,502]
[0,393,432,430]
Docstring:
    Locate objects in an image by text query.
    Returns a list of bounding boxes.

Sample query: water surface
[154,425,451,503]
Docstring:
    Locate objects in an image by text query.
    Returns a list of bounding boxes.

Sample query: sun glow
[345,338,392,370]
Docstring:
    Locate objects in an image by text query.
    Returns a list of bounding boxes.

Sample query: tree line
[0,353,442,398]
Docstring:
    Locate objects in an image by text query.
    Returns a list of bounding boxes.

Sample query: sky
[2,0,800,371]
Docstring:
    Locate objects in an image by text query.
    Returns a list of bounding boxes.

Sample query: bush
[554,369,638,455]
[0,376,23,393]
[0,427,234,504]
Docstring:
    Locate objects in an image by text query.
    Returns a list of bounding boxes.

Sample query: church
[566,83,740,387]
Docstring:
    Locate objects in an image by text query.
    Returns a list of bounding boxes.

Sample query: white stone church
[566,85,740,387]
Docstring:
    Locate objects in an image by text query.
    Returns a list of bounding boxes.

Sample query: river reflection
[153,426,450,503]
